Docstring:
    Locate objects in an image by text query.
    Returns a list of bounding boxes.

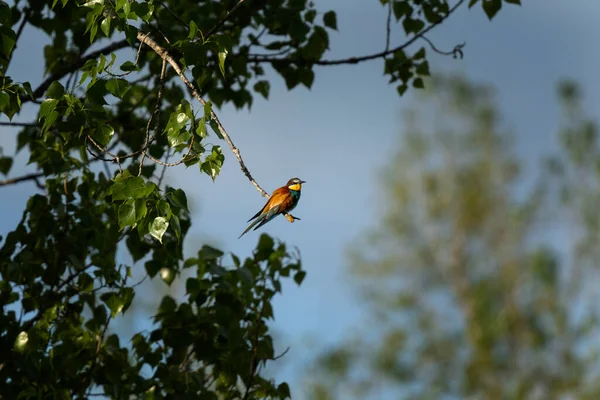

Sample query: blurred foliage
[0,0,516,397]
[305,76,600,399]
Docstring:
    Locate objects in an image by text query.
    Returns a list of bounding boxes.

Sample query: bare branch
[0,172,44,187]
[24,39,129,103]
[385,0,392,52]
[136,31,270,197]
[0,121,37,127]
[205,0,250,40]
[5,7,30,73]
[139,59,167,176]
[421,36,465,58]
[146,134,194,167]
[245,0,465,66]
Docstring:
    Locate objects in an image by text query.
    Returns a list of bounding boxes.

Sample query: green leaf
[482,0,502,20]
[118,203,136,229]
[397,83,408,96]
[299,69,315,89]
[157,200,172,219]
[100,17,111,37]
[170,214,181,242]
[210,119,223,140]
[196,117,206,138]
[198,244,224,260]
[13,331,28,352]
[256,234,274,261]
[413,77,424,89]
[413,47,426,60]
[0,26,16,60]
[41,110,59,133]
[402,17,425,34]
[294,270,306,285]
[323,11,337,30]
[0,156,13,175]
[39,99,59,120]
[46,81,65,99]
[188,20,198,39]
[106,78,129,98]
[0,2,11,25]
[135,198,147,221]
[203,101,212,121]
[167,188,189,212]
[101,288,134,317]
[95,125,114,146]
[150,216,169,243]
[416,61,430,76]
[254,80,270,99]
[124,177,153,199]
[277,383,291,399]
[393,1,412,20]
[218,49,228,78]
[120,61,140,72]
[0,92,9,110]
[201,146,224,181]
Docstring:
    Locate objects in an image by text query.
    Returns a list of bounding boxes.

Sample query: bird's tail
[238,217,262,239]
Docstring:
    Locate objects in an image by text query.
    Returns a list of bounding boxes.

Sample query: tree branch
[245,0,465,66]
[138,59,167,176]
[0,172,45,187]
[136,31,270,197]
[0,121,37,127]
[205,0,250,40]
[24,39,130,103]
[5,7,30,73]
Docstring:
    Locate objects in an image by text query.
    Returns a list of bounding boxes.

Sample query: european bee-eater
[238,177,306,238]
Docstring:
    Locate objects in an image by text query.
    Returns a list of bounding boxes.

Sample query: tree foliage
[0,0,517,398]
[306,77,600,399]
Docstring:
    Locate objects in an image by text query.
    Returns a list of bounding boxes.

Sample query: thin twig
[385,0,392,52]
[205,0,249,40]
[0,121,37,127]
[146,134,194,167]
[158,1,188,30]
[5,7,30,73]
[86,136,122,173]
[245,0,465,66]
[421,36,465,58]
[0,172,44,187]
[157,148,170,187]
[272,346,290,361]
[139,59,167,176]
[86,135,120,160]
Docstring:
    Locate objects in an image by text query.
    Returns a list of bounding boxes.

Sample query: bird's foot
[285,214,301,223]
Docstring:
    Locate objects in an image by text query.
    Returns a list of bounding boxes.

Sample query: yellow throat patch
[288,183,302,191]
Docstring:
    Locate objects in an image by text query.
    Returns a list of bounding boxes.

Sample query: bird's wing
[247,187,290,222]
[252,191,297,231]
[239,200,283,238]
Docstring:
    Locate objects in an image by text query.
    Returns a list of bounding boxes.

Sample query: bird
[238,177,306,238]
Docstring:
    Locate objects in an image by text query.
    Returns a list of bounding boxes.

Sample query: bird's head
[287,177,306,192]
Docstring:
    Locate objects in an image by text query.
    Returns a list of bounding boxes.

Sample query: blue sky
[2,0,600,397]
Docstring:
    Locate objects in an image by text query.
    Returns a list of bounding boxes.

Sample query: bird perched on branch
[238,177,306,238]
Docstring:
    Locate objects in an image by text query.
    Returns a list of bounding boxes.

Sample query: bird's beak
[300,180,306,184]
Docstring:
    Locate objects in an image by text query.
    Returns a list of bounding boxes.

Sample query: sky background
[1,0,600,398]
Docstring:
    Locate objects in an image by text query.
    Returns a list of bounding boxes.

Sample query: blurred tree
[0,0,519,398]
[304,77,600,400]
